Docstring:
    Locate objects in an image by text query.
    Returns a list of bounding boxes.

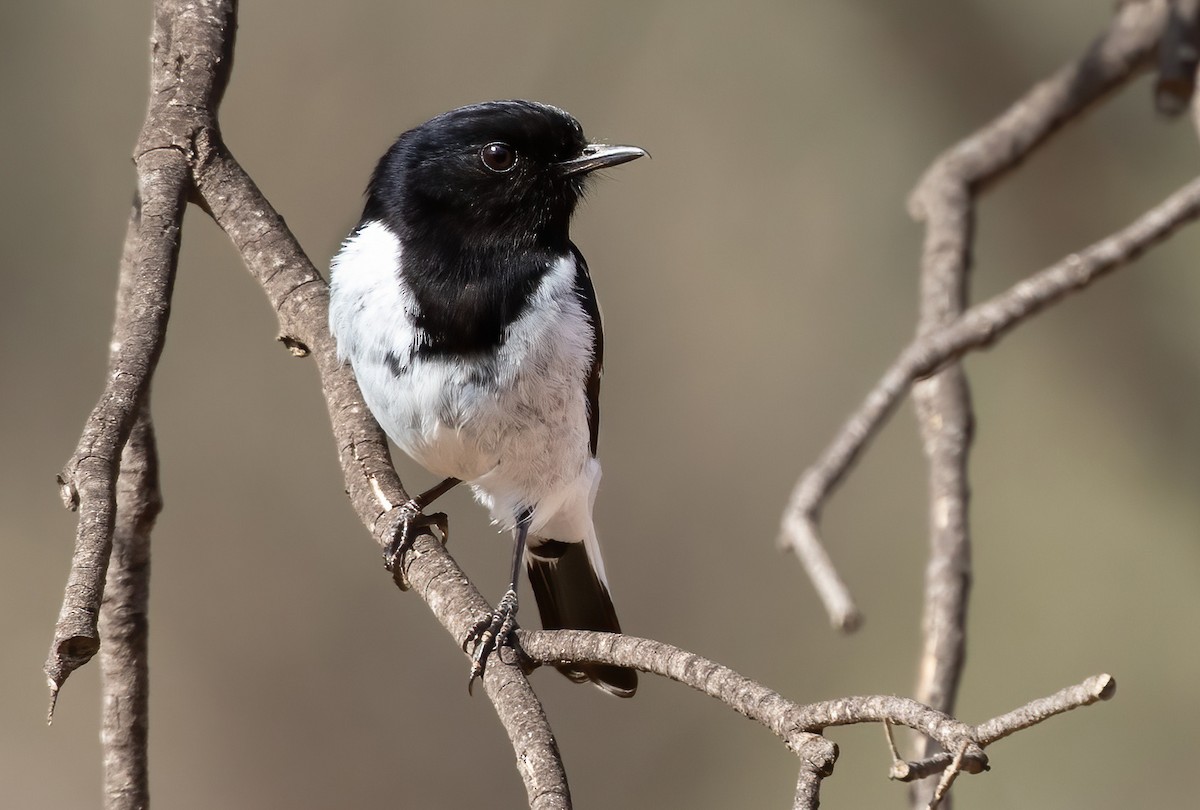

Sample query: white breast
[329,220,597,537]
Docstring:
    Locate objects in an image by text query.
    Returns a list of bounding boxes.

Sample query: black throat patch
[397,232,559,358]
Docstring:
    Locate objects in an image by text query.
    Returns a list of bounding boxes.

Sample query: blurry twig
[776,5,1175,804]
[779,0,1169,630]
[775,166,1200,760]
[779,161,1200,630]
[905,3,1169,805]
[1156,0,1200,115]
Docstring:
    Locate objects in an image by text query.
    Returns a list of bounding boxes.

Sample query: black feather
[570,244,604,456]
[527,539,637,697]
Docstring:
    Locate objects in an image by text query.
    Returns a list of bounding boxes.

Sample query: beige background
[4,2,1200,808]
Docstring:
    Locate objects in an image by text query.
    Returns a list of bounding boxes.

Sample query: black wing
[570,243,604,457]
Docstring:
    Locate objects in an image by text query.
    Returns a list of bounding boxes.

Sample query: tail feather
[526,537,637,698]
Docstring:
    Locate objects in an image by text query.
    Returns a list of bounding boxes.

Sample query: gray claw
[464,589,519,693]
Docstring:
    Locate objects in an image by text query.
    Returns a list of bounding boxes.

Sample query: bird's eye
[480,142,517,173]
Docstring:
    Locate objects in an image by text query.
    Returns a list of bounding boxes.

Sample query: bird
[328,100,645,697]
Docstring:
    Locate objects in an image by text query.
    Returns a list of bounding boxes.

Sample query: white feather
[329,220,604,576]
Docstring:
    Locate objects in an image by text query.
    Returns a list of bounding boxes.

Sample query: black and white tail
[526,536,638,697]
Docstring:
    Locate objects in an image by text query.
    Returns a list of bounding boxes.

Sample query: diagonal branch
[46,154,185,711]
[190,136,573,809]
[781,169,1200,585]
[519,629,837,757]
[973,673,1117,745]
[46,0,240,714]
[520,629,1115,799]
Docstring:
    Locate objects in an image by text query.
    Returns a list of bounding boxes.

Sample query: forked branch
[779,0,1173,630]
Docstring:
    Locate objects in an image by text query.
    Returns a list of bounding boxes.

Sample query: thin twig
[782,168,1200,583]
[99,404,160,810]
[46,153,185,715]
[972,673,1116,745]
[520,629,833,756]
[927,740,970,810]
[891,752,975,784]
[520,630,1112,774]
[883,719,901,763]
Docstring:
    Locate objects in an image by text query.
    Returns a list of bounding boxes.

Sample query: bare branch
[907,4,1173,770]
[782,170,1200,570]
[521,629,1114,796]
[519,629,834,756]
[46,153,185,710]
[99,404,160,810]
[778,515,861,631]
[52,1,573,805]
[972,673,1116,745]
[46,0,243,714]
[779,0,1171,630]
[926,740,971,810]
[890,752,974,784]
[793,754,834,810]
[189,133,575,808]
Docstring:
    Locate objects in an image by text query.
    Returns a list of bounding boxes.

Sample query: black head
[365,100,645,252]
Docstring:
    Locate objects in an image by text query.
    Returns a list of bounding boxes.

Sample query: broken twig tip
[46,679,60,725]
[56,473,79,511]
[277,334,310,357]
[834,608,863,633]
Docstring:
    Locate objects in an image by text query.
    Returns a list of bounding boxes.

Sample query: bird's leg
[465,507,533,693]
[383,477,461,570]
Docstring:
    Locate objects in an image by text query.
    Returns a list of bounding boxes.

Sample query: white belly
[329,221,597,535]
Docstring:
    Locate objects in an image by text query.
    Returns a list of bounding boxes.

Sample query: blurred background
[4,2,1199,807]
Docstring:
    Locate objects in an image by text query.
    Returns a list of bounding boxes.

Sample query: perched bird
[328,100,645,696]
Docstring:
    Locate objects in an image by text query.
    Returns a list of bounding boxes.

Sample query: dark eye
[480,142,517,173]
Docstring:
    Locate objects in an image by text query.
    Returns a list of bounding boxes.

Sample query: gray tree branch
[782,167,1200,576]
[99,403,159,810]
[780,0,1171,629]
[46,137,184,711]
[906,2,1170,803]
[774,5,1182,804]
[520,630,1115,795]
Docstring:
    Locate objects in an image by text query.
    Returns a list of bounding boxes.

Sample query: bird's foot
[464,589,519,694]
[383,500,449,572]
